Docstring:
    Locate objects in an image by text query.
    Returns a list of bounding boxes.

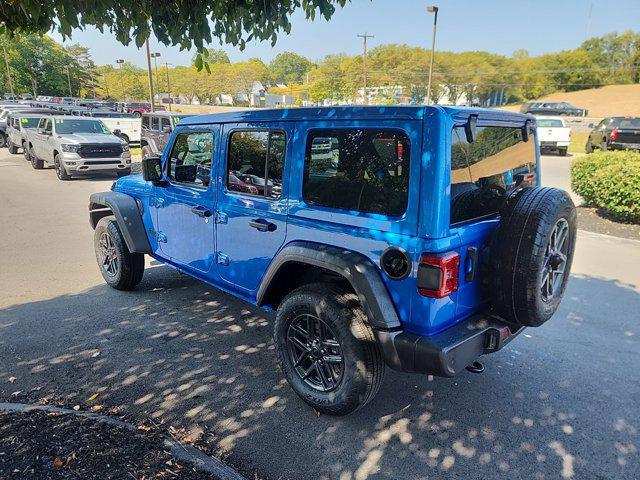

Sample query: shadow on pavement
[0,267,638,479]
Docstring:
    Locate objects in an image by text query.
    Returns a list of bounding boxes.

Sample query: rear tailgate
[538,126,570,145]
[615,128,640,146]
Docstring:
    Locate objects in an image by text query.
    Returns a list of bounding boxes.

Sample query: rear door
[214,123,291,293]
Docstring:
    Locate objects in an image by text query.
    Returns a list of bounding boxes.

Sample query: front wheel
[94,217,145,290]
[0,133,6,148]
[54,154,71,180]
[7,141,18,154]
[274,284,384,416]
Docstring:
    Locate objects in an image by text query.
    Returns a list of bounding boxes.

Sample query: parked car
[25,115,131,180]
[5,110,57,154]
[536,116,571,156]
[522,102,588,117]
[88,106,577,415]
[140,112,194,157]
[87,111,141,145]
[0,104,34,147]
[124,102,165,117]
[586,117,640,153]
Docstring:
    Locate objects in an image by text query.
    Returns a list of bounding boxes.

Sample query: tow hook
[466,361,485,374]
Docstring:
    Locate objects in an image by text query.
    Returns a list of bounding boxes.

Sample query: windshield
[54,119,110,134]
[20,118,40,128]
[537,119,564,128]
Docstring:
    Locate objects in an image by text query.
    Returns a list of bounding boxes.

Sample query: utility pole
[144,39,156,111]
[164,62,172,112]
[116,59,125,99]
[150,52,161,93]
[2,35,15,97]
[357,32,374,105]
[66,65,73,96]
[426,6,439,105]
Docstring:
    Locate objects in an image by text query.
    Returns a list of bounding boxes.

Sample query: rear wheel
[7,141,18,154]
[30,149,44,170]
[94,217,145,290]
[558,147,568,156]
[585,142,594,154]
[54,154,71,180]
[274,284,384,416]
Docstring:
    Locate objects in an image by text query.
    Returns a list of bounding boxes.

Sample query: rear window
[302,129,410,216]
[450,126,536,225]
[614,118,640,129]
[537,119,564,128]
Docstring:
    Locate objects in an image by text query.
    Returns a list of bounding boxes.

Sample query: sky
[50,0,640,67]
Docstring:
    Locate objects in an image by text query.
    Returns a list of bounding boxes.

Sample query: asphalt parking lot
[0,151,638,480]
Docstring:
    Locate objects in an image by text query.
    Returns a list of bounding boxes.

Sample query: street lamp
[426,5,439,105]
[150,52,161,95]
[164,62,173,112]
[116,59,125,100]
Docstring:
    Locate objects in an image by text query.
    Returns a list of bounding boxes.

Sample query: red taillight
[418,252,460,298]
[610,129,619,141]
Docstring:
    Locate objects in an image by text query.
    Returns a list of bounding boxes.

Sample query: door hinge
[216,252,229,265]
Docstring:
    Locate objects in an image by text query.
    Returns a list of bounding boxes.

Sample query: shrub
[570,151,640,223]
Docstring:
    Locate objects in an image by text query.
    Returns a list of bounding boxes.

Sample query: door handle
[191,206,211,217]
[249,218,277,232]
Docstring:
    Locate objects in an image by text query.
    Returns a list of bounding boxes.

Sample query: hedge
[571,151,640,223]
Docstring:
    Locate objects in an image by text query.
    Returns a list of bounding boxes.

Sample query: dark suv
[586,117,640,152]
[140,112,194,158]
[522,102,588,117]
[89,106,577,415]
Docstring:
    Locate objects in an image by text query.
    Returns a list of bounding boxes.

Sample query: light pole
[144,39,156,111]
[164,62,172,111]
[150,52,161,94]
[116,58,125,100]
[357,32,374,105]
[426,6,439,105]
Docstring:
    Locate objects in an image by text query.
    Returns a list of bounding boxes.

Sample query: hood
[57,132,123,144]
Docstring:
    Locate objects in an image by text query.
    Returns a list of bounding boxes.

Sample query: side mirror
[464,115,478,143]
[141,156,163,184]
[162,125,172,133]
[522,119,532,142]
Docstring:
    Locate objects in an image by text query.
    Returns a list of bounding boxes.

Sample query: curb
[0,402,245,480]
[577,228,640,246]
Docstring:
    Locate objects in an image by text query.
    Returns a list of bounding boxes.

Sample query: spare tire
[490,187,577,327]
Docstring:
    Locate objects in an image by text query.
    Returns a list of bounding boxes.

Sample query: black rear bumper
[374,314,524,377]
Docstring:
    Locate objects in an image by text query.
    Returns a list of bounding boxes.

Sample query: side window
[141,116,149,129]
[450,126,536,225]
[227,130,285,199]
[44,119,53,133]
[37,118,46,129]
[160,117,171,132]
[167,132,214,187]
[151,116,159,131]
[302,129,410,216]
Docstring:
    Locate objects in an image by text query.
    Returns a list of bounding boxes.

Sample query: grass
[569,131,589,154]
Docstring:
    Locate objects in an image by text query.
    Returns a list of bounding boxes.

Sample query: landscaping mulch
[577,206,640,241]
[0,409,217,480]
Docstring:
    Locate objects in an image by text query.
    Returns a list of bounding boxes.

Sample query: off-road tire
[274,283,384,416]
[23,142,30,161]
[54,154,72,180]
[0,133,6,148]
[490,187,577,327]
[7,141,18,154]
[30,149,44,169]
[94,217,145,290]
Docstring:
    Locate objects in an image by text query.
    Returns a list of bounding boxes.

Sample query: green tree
[192,48,230,66]
[268,52,313,84]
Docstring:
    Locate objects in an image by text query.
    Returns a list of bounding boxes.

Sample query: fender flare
[257,241,402,330]
[89,191,152,254]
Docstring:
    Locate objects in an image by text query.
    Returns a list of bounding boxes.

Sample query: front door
[215,123,290,293]
[154,126,219,273]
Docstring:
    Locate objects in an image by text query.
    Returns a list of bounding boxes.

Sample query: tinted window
[44,119,52,133]
[142,116,150,128]
[227,130,285,199]
[537,119,564,128]
[615,118,640,129]
[302,129,410,216]
[161,117,171,130]
[20,117,39,128]
[167,132,214,187]
[450,126,536,225]
[151,116,159,131]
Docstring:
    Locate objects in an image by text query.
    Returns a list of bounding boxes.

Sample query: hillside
[499,84,640,117]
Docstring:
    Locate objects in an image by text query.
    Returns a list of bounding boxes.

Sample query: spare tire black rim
[98,232,119,277]
[286,314,344,392]
[541,218,569,302]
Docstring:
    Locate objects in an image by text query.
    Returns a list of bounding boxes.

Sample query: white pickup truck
[86,111,141,146]
[536,116,571,156]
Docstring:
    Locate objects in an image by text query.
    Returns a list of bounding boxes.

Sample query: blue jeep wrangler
[89,106,576,415]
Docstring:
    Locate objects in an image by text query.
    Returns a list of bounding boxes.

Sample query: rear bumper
[609,142,640,151]
[540,141,569,149]
[375,314,525,377]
